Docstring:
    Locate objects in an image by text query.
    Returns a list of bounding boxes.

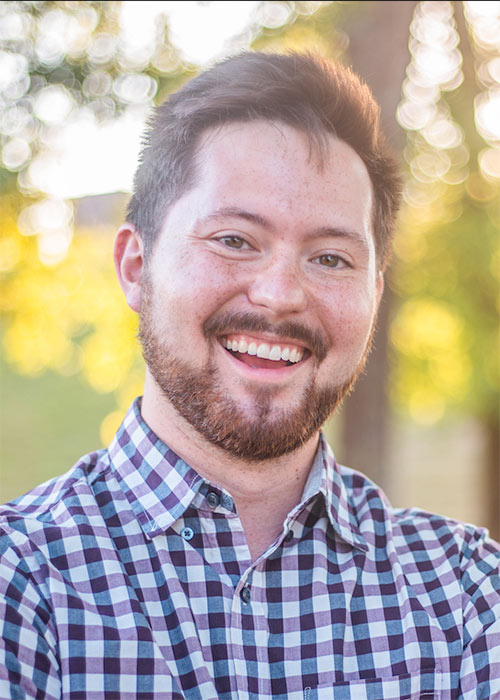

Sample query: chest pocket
[308,669,442,700]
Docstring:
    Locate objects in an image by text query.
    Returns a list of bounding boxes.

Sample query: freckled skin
[143,121,382,422]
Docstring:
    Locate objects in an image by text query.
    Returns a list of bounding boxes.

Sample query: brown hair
[127,51,401,270]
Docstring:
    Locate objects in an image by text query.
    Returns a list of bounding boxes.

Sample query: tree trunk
[484,419,500,541]
[338,0,416,485]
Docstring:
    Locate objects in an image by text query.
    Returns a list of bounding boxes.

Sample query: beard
[138,282,374,462]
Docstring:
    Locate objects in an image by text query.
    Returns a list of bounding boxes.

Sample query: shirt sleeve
[458,527,500,699]
[0,529,61,700]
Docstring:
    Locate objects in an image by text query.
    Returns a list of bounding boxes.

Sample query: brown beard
[138,281,373,462]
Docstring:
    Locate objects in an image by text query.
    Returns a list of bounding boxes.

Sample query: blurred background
[0,0,498,538]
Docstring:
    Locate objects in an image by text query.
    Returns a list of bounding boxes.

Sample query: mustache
[203,312,330,363]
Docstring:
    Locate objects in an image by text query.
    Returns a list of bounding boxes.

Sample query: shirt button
[206,491,220,509]
[240,585,251,604]
[181,526,194,541]
[284,530,294,543]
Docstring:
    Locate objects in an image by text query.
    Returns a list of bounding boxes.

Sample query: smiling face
[135,121,383,460]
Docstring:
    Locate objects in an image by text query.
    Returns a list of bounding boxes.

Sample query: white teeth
[256,343,270,359]
[269,345,282,361]
[224,337,304,364]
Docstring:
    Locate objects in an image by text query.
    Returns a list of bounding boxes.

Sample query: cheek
[152,262,239,334]
[321,287,378,345]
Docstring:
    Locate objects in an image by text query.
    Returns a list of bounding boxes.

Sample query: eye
[312,253,349,269]
[216,235,252,250]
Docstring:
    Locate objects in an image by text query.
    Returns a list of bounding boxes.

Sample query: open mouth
[220,334,309,370]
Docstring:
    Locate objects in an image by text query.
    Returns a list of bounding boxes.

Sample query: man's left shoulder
[338,463,500,575]
[391,505,500,581]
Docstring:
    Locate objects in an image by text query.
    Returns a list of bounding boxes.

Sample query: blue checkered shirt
[1,399,499,699]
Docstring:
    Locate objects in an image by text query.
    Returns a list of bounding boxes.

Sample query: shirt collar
[303,434,368,552]
[108,399,368,550]
[108,398,203,538]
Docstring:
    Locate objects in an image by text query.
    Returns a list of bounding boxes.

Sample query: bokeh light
[0,2,498,533]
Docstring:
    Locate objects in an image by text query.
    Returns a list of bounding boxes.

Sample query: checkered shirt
[1,398,499,700]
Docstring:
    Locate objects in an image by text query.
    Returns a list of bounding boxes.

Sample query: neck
[141,378,320,559]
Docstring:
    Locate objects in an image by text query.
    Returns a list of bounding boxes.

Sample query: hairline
[140,116,382,269]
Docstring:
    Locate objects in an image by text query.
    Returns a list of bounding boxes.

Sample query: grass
[0,353,115,503]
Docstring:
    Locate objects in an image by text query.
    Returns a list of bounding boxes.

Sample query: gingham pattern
[1,399,499,699]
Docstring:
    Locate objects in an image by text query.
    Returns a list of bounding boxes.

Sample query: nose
[247,258,307,317]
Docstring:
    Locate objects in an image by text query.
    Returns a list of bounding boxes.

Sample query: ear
[114,225,144,313]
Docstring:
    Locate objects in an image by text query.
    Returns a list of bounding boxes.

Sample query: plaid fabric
[1,399,499,700]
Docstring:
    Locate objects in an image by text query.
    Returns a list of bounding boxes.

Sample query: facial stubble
[138,279,375,462]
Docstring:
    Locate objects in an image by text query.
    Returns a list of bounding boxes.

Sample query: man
[0,52,498,699]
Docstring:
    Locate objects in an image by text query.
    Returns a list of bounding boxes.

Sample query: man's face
[139,121,383,460]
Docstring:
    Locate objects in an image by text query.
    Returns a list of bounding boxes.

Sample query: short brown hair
[127,51,401,270]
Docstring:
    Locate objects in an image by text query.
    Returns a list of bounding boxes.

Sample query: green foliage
[391,189,499,424]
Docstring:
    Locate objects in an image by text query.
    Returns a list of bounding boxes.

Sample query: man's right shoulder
[0,448,109,549]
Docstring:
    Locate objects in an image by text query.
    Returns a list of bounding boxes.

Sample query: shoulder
[0,449,110,559]
[390,506,500,579]
[0,448,117,620]
[337,463,500,577]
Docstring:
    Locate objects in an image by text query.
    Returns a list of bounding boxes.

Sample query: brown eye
[317,254,342,267]
[217,235,253,250]
[222,236,245,249]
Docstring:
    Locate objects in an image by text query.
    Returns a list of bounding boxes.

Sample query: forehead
[155,119,376,259]
[196,119,364,174]
[197,120,327,172]
[192,120,373,219]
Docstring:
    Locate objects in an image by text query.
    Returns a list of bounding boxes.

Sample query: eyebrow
[200,206,269,229]
[308,225,371,253]
[199,206,371,252]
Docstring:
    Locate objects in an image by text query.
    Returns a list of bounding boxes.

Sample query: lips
[220,333,307,369]
[204,311,328,367]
